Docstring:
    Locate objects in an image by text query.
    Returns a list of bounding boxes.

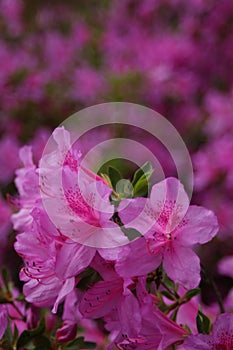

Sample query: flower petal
[52,278,75,313]
[163,243,201,289]
[79,279,122,319]
[177,205,219,245]
[118,197,154,235]
[55,241,95,279]
[150,177,190,233]
[184,334,213,349]
[116,237,162,278]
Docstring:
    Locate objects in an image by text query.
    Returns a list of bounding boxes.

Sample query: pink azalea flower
[80,256,142,345]
[0,282,31,337]
[184,313,233,349]
[56,288,106,346]
[11,145,40,231]
[39,127,128,249]
[56,320,78,343]
[117,177,218,289]
[15,208,95,313]
[116,279,188,350]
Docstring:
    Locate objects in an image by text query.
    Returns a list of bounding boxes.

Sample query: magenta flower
[39,127,128,249]
[115,278,188,350]
[184,313,233,349]
[117,178,218,289]
[79,255,142,345]
[116,304,188,350]
[15,208,95,313]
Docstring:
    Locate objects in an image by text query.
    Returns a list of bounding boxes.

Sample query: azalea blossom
[184,313,233,349]
[14,208,95,313]
[39,127,129,249]
[115,278,188,350]
[117,177,218,289]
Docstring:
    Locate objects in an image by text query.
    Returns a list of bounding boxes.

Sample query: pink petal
[212,313,233,346]
[79,279,122,319]
[118,292,142,336]
[152,307,188,349]
[24,277,62,307]
[18,146,34,167]
[52,126,71,153]
[150,177,190,233]
[56,320,77,343]
[118,198,151,235]
[177,205,219,245]
[163,243,201,289]
[52,277,75,313]
[90,253,118,280]
[55,241,95,279]
[78,222,129,249]
[183,335,213,349]
[98,245,128,261]
[116,238,162,278]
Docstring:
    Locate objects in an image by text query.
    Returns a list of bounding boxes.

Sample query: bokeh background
[0,0,233,308]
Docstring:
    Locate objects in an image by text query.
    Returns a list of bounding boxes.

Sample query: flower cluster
[0,126,223,349]
[0,0,233,348]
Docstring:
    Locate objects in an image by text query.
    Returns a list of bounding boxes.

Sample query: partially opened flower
[117,177,218,289]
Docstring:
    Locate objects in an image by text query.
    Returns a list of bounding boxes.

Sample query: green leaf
[116,179,133,198]
[196,310,210,334]
[185,288,200,301]
[133,175,149,197]
[132,162,154,197]
[132,162,153,186]
[13,325,19,346]
[17,319,45,349]
[108,166,122,189]
[170,308,178,322]
[15,294,25,302]
[162,273,176,291]
[161,290,175,301]
[67,337,96,349]
[34,336,52,350]
[196,313,204,334]
[3,321,13,344]
[121,227,142,241]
